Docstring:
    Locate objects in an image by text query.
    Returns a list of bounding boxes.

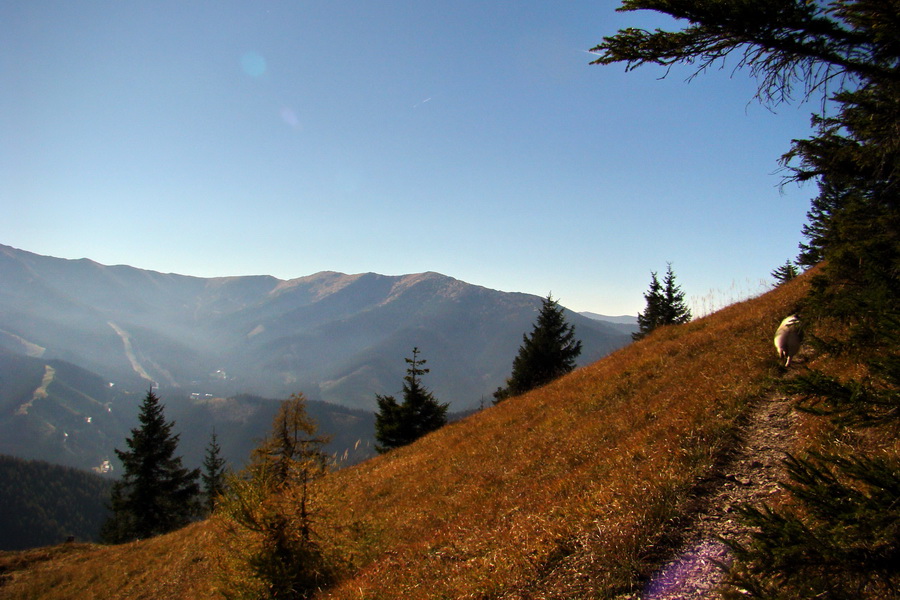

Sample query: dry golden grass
[2,272,815,600]
[0,522,220,600]
[311,272,810,599]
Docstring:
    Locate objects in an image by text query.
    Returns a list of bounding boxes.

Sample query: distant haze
[580,312,637,325]
[0,243,634,412]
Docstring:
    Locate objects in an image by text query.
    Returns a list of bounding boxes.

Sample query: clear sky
[1,1,817,316]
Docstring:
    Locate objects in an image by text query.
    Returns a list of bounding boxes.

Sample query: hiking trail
[637,393,798,600]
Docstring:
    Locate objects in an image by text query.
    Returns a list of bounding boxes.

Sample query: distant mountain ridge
[0,244,632,412]
[580,312,637,325]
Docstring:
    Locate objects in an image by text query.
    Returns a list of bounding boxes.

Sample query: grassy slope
[0,273,811,600]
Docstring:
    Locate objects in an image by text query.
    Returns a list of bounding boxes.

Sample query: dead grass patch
[0,522,219,600]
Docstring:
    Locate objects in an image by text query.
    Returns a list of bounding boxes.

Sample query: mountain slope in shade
[0,244,631,410]
[580,311,637,325]
[0,347,125,472]
[0,347,376,472]
[581,311,639,336]
[0,455,113,550]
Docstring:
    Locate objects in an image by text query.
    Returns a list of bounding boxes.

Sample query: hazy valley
[0,243,632,410]
[0,242,633,479]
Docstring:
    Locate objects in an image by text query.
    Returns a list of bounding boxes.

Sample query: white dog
[774,315,803,367]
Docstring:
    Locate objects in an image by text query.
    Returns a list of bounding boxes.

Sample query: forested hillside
[0,455,112,551]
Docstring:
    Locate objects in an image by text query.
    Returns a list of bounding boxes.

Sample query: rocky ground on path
[629,394,798,600]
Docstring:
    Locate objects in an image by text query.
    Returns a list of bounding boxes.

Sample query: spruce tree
[494,295,582,401]
[634,264,690,341]
[660,264,691,326]
[771,259,800,286]
[201,430,227,514]
[634,271,663,341]
[375,347,448,453]
[102,389,200,543]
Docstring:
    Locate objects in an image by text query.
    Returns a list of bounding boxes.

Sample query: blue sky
[1,1,816,315]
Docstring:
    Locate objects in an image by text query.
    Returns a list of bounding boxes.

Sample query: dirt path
[639,394,797,600]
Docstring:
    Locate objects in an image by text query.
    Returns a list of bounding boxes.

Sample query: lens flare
[240,52,267,77]
[280,107,300,129]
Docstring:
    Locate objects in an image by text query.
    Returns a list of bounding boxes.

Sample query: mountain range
[0,243,633,411]
[0,243,634,473]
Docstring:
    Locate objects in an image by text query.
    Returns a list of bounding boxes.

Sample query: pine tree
[101,389,200,543]
[494,295,582,401]
[634,264,691,341]
[202,430,227,514]
[771,260,800,286]
[375,347,449,453]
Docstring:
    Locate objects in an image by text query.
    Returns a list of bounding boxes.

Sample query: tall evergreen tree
[494,295,582,401]
[595,1,900,596]
[634,264,691,340]
[101,389,200,543]
[202,429,227,514]
[375,347,449,453]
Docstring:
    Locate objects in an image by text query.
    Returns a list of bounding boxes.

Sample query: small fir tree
[375,347,449,453]
[101,389,200,543]
[202,430,227,514]
[771,260,800,286]
[494,294,582,401]
[634,264,691,341]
